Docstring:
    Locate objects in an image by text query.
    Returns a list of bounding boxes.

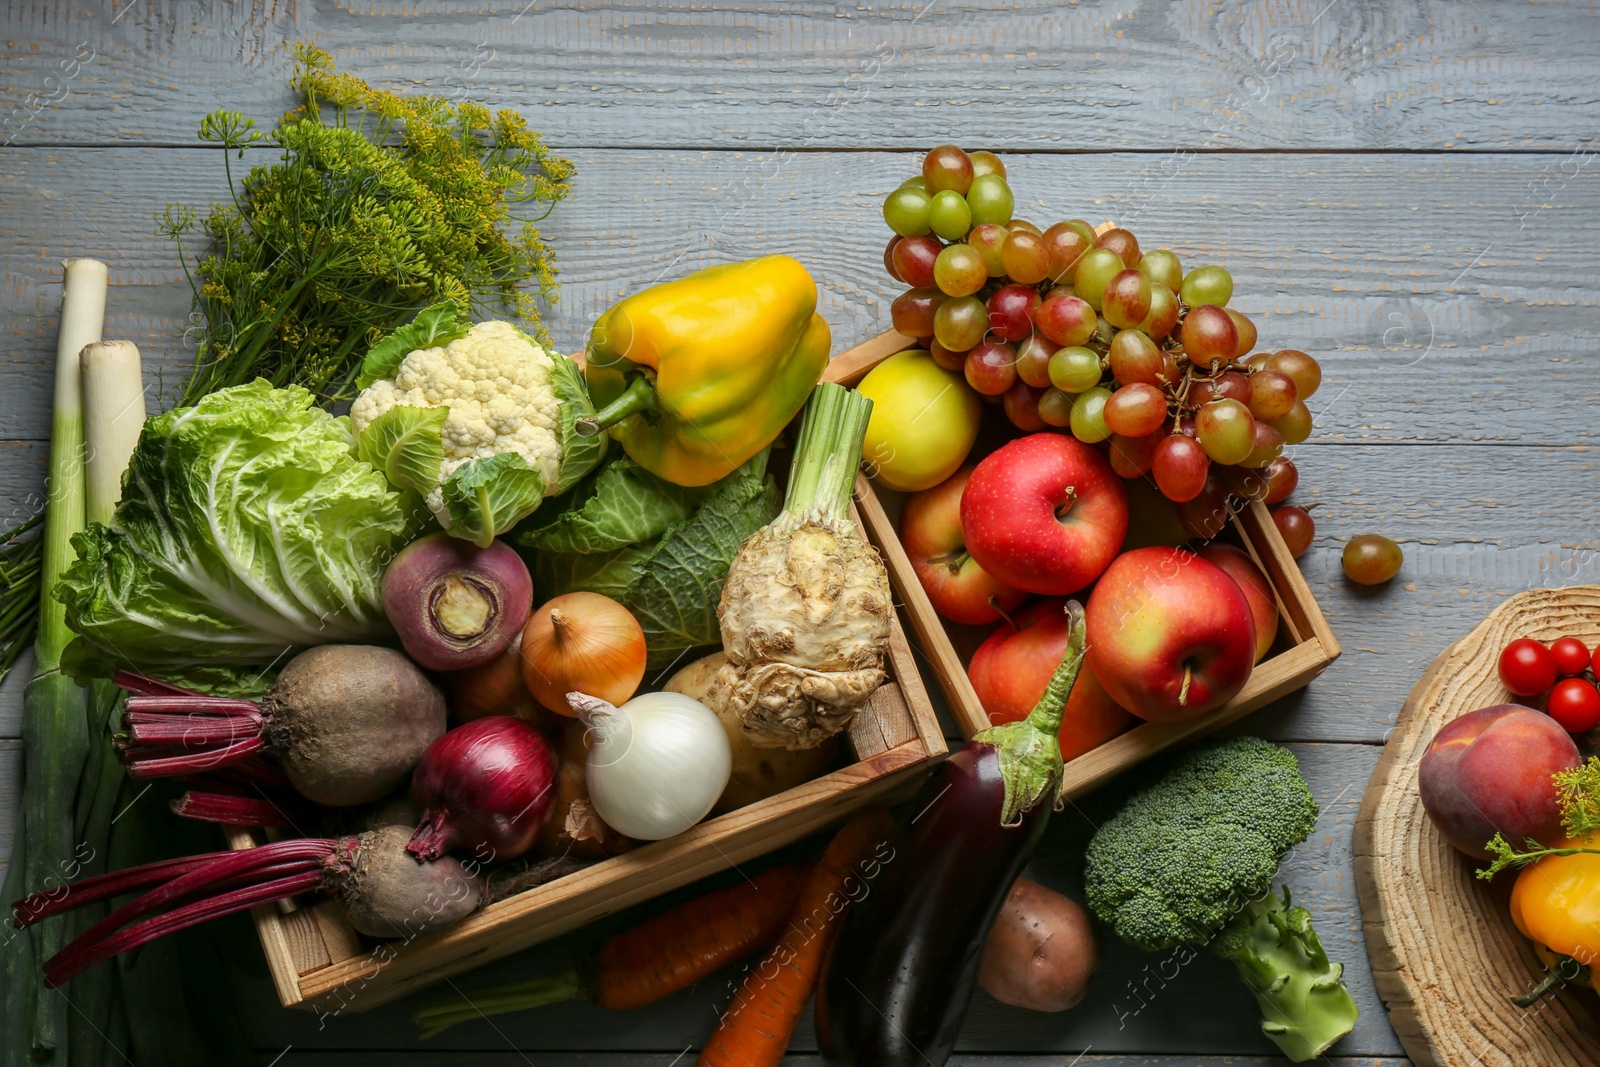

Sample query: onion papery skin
[407,716,558,862]
[383,532,534,671]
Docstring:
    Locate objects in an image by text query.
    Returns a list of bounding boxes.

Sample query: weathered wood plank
[239,743,1407,1058]
[0,740,18,875]
[1,148,1597,445]
[1,0,1595,153]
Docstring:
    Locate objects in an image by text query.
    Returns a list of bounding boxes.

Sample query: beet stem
[12,852,233,927]
[126,717,263,746]
[170,791,298,828]
[44,869,326,986]
[122,735,266,778]
[125,695,261,716]
[406,809,453,862]
[113,670,205,698]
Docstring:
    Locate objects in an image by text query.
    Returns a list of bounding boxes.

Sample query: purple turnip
[115,645,447,807]
[13,826,483,987]
[382,532,534,671]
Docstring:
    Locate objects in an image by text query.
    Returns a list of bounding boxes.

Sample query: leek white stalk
[567,690,731,841]
[80,340,145,524]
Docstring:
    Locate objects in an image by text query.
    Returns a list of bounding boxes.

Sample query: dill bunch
[165,42,574,403]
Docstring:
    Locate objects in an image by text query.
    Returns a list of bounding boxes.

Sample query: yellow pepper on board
[1509,844,1600,1002]
[578,255,831,487]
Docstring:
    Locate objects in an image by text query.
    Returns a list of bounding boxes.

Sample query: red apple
[961,434,1128,596]
[1199,544,1279,663]
[968,599,1136,760]
[901,466,1028,626]
[1084,546,1256,722]
[1419,704,1580,859]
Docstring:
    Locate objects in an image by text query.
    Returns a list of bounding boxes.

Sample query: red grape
[1267,349,1322,399]
[1271,400,1313,445]
[1180,305,1239,363]
[969,150,1006,179]
[1096,227,1141,267]
[1240,421,1284,468]
[1500,638,1557,696]
[923,145,974,195]
[928,338,968,372]
[891,287,944,338]
[891,235,943,290]
[1042,222,1093,283]
[1108,329,1163,387]
[1003,379,1048,431]
[1248,369,1298,422]
[1195,399,1255,465]
[1178,476,1231,540]
[1141,283,1179,340]
[1102,269,1153,330]
[1108,432,1160,478]
[1001,230,1050,284]
[1341,533,1403,585]
[1551,636,1592,676]
[1547,678,1600,733]
[1262,456,1298,504]
[988,284,1042,342]
[1036,293,1097,347]
[1037,387,1075,427]
[1272,505,1314,558]
[1153,435,1210,502]
[1191,370,1252,406]
[1007,218,1043,236]
[1104,383,1168,438]
[933,295,988,351]
[1073,248,1125,309]
[1226,310,1257,359]
[967,223,1009,277]
[1014,333,1058,389]
[965,339,1018,395]
[884,236,902,282]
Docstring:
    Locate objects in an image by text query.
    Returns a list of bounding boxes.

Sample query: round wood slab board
[1354,585,1600,1067]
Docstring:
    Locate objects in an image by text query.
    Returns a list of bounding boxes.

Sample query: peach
[1418,704,1581,859]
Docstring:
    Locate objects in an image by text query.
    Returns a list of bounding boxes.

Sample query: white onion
[567,690,732,841]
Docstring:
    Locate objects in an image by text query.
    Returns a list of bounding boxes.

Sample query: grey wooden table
[5,1,1600,1064]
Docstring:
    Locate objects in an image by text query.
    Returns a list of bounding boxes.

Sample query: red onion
[382,532,534,671]
[406,716,558,862]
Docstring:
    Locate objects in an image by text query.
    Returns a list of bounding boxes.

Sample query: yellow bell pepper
[579,255,831,487]
[1509,844,1600,1003]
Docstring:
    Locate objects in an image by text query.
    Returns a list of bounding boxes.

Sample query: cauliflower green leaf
[515,457,715,556]
[442,452,548,549]
[356,404,450,496]
[357,299,472,389]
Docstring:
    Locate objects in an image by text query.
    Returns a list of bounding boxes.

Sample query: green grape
[1048,346,1104,393]
[933,295,987,351]
[933,243,987,297]
[1270,400,1313,445]
[928,189,973,240]
[967,222,1009,276]
[966,173,1015,227]
[1180,265,1234,307]
[1070,386,1113,443]
[1141,282,1179,340]
[969,150,1007,179]
[898,176,928,191]
[1195,398,1255,464]
[883,187,933,237]
[1037,387,1075,427]
[1138,248,1183,292]
[1072,247,1125,310]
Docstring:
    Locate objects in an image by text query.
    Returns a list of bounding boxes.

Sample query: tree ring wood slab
[1354,585,1600,1067]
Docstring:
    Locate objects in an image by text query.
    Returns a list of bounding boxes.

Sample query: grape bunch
[881,145,1324,543]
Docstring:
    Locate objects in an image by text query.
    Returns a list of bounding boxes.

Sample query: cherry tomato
[1550,636,1592,677]
[1499,638,1557,698]
[1546,678,1600,734]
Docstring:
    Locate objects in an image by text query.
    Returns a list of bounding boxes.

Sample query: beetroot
[12,826,482,986]
[115,644,447,806]
[407,716,558,862]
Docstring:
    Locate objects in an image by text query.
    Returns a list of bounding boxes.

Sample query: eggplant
[816,604,1087,1067]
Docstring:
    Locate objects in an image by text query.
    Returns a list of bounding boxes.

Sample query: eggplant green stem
[972,600,1087,826]
[576,372,659,437]
[780,382,874,528]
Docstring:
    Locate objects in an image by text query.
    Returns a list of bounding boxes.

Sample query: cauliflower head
[351,303,604,546]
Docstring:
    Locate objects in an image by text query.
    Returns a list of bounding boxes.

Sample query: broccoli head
[1083,736,1357,1063]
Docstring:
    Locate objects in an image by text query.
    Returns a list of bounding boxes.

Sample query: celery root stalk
[0,258,105,1061]
[714,383,892,750]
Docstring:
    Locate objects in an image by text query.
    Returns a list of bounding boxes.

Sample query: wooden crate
[822,328,1340,798]
[229,515,945,1014]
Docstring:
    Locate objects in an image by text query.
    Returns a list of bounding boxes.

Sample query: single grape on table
[875,145,1328,559]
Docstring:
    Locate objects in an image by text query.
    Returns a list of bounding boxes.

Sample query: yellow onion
[521,592,646,715]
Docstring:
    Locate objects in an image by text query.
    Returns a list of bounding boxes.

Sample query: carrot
[411,862,806,1038]
[698,807,895,1067]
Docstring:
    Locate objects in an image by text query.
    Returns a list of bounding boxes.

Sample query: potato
[666,653,837,813]
[978,876,1099,1012]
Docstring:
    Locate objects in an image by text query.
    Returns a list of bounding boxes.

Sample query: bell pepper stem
[576,373,659,438]
[1513,956,1582,1007]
